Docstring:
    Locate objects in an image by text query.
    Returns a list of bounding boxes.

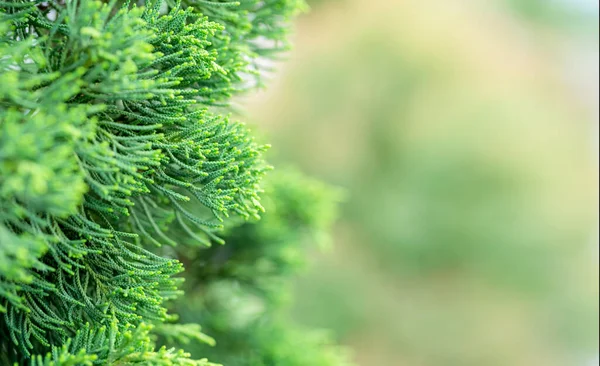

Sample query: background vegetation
[244,0,599,365]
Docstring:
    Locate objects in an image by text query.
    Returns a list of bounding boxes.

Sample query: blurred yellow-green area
[242,0,599,365]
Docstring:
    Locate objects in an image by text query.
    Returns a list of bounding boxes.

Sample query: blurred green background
[242,0,599,365]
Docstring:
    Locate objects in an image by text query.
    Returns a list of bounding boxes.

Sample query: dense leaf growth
[0,1,351,365]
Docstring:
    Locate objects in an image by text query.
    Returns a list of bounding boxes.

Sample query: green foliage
[177,0,308,89]
[184,168,342,292]
[169,169,351,365]
[28,321,219,366]
[1,0,350,365]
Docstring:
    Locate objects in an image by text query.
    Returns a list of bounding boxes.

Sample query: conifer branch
[0,0,348,364]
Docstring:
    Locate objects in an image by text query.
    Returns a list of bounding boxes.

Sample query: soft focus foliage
[168,169,350,366]
[247,0,599,365]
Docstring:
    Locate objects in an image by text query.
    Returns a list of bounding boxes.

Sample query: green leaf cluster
[1,1,351,365]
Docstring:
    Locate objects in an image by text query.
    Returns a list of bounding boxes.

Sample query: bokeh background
[241,0,599,365]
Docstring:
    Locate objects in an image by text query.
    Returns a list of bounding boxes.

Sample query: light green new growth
[29,321,219,366]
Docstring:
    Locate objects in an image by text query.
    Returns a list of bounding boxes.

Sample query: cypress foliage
[0,1,349,365]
